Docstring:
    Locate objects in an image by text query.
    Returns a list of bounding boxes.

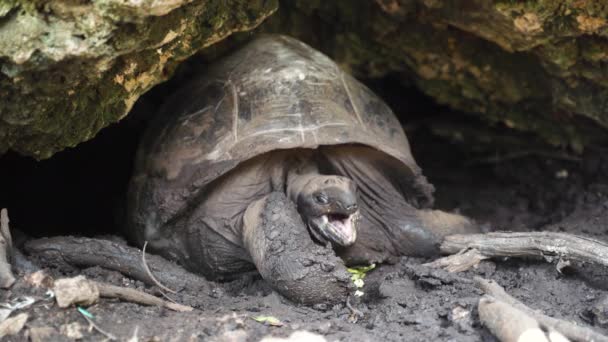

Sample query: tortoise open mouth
[308,211,358,247]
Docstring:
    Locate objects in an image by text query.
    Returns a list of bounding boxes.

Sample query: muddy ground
[1,125,607,341]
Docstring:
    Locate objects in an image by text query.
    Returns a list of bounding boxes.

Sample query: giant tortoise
[128,35,477,304]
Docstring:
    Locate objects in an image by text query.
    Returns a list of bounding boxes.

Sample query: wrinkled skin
[138,147,477,304]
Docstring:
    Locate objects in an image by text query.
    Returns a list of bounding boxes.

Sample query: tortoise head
[294,175,360,247]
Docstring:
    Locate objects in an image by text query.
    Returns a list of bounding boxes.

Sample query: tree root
[95,281,193,312]
[426,232,608,272]
[24,236,212,294]
[0,209,15,288]
[476,277,608,342]
[479,296,569,342]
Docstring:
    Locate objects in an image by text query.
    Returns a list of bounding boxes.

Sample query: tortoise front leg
[242,192,353,305]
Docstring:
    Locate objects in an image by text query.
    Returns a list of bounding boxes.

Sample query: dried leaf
[252,315,284,327]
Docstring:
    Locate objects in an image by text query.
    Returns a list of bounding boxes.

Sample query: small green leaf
[347,263,376,289]
[347,263,376,276]
[252,315,283,326]
[354,290,364,297]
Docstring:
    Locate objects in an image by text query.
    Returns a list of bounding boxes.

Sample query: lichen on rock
[0,0,277,158]
[259,0,608,151]
[2,0,607,158]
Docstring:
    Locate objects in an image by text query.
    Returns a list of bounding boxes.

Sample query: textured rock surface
[260,0,608,151]
[2,0,608,158]
[0,0,276,158]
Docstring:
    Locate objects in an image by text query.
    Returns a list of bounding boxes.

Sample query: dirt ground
[1,127,607,341]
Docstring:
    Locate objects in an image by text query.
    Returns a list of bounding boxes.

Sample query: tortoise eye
[314,193,329,204]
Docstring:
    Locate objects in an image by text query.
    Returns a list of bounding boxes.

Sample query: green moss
[0,0,17,16]
[3,0,608,157]
[256,0,608,151]
[0,0,277,158]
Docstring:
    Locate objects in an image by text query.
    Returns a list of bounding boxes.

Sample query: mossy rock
[2,0,608,158]
[0,0,277,159]
[258,0,608,151]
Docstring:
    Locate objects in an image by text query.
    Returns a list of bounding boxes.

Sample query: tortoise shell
[129,35,433,233]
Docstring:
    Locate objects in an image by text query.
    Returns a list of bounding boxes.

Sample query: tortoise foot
[243,192,353,305]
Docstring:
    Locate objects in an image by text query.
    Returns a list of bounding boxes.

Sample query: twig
[345,296,363,323]
[478,295,568,342]
[433,232,608,272]
[94,281,193,312]
[24,236,212,294]
[475,277,608,342]
[142,241,177,294]
[158,288,182,306]
[0,209,15,288]
[78,310,117,341]
[0,210,13,260]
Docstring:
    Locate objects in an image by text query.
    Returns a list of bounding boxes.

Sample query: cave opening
[3,2,608,339]
[1,69,602,241]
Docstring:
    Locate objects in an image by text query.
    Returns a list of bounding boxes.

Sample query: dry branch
[476,277,608,342]
[24,236,212,294]
[478,295,568,342]
[0,209,15,288]
[53,275,193,312]
[95,282,192,312]
[430,232,608,272]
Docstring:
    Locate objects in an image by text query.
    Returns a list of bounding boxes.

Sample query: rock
[53,275,99,308]
[3,1,608,158]
[0,312,28,338]
[591,294,608,328]
[24,270,54,288]
[0,0,277,158]
[0,208,15,289]
[60,322,84,339]
[262,1,608,150]
[28,326,64,342]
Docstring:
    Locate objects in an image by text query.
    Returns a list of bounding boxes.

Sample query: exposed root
[0,209,15,288]
[476,277,608,342]
[24,236,212,294]
[142,241,177,294]
[430,232,608,272]
[52,274,193,312]
[479,295,569,342]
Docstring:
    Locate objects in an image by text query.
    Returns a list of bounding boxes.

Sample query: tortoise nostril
[346,203,358,212]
